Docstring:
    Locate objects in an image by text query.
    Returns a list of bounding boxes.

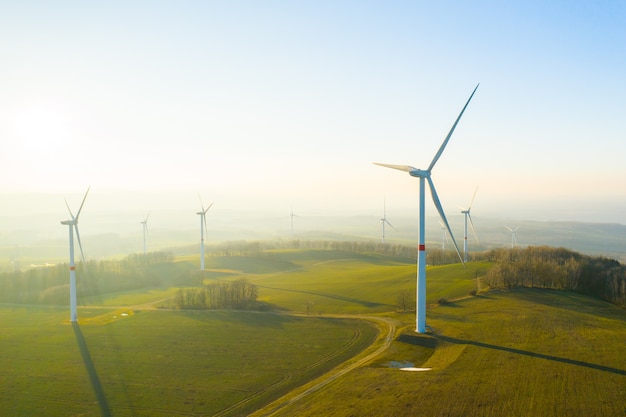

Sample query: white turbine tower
[461,187,479,262]
[375,84,478,333]
[505,226,519,248]
[140,213,150,255]
[60,187,90,323]
[379,199,397,243]
[197,198,213,270]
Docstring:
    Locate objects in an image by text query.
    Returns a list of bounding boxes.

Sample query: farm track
[82,300,396,417]
[249,314,396,417]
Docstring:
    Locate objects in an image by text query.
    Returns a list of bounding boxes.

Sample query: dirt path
[249,314,396,417]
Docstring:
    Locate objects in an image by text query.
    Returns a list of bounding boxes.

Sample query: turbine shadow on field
[256,284,393,309]
[72,323,112,417]
[436,334,626,376]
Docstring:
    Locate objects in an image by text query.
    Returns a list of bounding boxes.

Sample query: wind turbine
[290,206,299,236]
[461,187,479,262]
[505,226,519,248]
[140,213,150,255]
[197,197,213,270]
[379,198,397,243]
[374,84,478,333]
[60,187,90,323]
[439,220,448,262]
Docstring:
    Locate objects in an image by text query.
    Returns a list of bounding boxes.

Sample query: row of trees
[0,251,186,304]
[201,239,418,259]
[480,246,626,307]
[174,278,258,310]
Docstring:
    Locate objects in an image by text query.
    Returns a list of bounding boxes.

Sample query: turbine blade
[427,177,463,264]
[75,225,86,264]
[385,219,398,231]
[198,194,205,212]
[468,212,479,243]
[373,163,417,172]
[64,198,75,219]
[468,186,479,210]
[203,202,214,214]
[505,226,513,232]
[428,84,479,172]
[75,187,90,221]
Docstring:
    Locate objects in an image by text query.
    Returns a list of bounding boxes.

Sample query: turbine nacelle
[409,169,430,178]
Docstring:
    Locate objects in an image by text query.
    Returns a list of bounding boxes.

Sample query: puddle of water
[387,361,432,372]
[387,361,414,368]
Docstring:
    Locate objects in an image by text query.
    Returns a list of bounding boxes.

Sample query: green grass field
[259,289,626,417]
[0,306,377,416]
[2,248,625,416]
[197,249,489,314]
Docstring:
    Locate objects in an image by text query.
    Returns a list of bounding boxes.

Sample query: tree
[396,290,413,312]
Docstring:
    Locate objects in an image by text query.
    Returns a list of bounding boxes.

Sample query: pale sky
[2,1,626,223]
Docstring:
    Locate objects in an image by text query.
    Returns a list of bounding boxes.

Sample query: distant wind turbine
[60,187,90,323]
[197,197,213,270]
[461,187,479,262]
[505,226,519,248]
[379,199,397,243]
[140,213,150,255]
[374,84,478,333]
[290,206,299,236]
[439,220,448,259]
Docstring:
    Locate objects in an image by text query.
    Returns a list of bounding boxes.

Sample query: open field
[196,249,489,314]
[256,289,626,417]
[1,248,625,416]
[0,306,378,416]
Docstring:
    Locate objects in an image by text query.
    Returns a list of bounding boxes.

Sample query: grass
[262,289,626,417]
[3,248,625,416]
[0,306,378,417]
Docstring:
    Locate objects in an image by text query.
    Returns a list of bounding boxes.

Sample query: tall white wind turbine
[505,226,519,248]
[140,213,150,255]
[60,187,90,323]
[197,198,213,270]
[461,187,479,262]
[375,84,479,333]
[379,199,397,243]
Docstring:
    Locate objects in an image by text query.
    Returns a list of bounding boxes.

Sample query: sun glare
[12,104,74,154]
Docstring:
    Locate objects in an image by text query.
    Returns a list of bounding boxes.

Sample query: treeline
[0,251,194,305]
[480,246,626,307]
[202,239,418,260]
[174,278,258,310]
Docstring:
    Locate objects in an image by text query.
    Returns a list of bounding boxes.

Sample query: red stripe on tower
[419,244,425,251]
[70,266,75,271]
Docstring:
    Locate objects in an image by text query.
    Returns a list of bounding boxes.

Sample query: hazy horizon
[2,2,626,231]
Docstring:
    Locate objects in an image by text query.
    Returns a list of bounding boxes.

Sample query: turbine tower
[140,213,150,255]
[197,198,213,270]
[60,187,90,323]
[461,187,479,262]
[379,198,397,243]
[375,84,478,333]
[505,226,519,248]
